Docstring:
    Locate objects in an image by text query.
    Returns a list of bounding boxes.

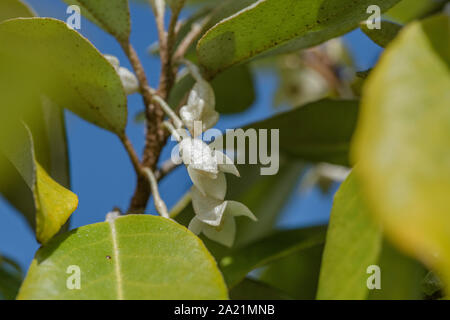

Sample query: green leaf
[0,255,23,300]
[317,172,382,300]
[360,20,402,48]
[217,226,326,288]
[384,0,447,24]
[0,18,128,135]
[351,15,450,291]
[260,245,324,300]
[0,0,35,23]
[168,64,255,114]
[0,123,78,244]
[62,0,131,43]
[197,0,401,75]
[18,215,228,300]
[229,278,292,300]
[244,99,359,166]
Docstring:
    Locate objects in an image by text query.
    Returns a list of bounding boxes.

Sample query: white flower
[188,199,257,247]
[180,80,219,135]
[180,138,219,177]
[104,54,139,95]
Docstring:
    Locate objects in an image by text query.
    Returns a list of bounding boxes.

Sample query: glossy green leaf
[0,123,78,244]
[351,15,450,291]
[197,0,401,75]
[0,18,127,135]
[217,226,326,288]
[62,0,131,43]
[18,215,228,300]
[260,245,324,300]
[245,99,359,166]
[0,255,22,300]
[317,172,382,300]
[0,0,35,23]
[229,278,292,300]
[360,20,402,48]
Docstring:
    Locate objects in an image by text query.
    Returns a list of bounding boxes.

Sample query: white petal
[188,217,203,235]
[118,67,139,95]
[214,150,239,176]
[191,186,227,226]
[202,213,236,247]
[225,201,257,221]
[104,54,120,71]
[180,138,218,176]
[188,167,226,200]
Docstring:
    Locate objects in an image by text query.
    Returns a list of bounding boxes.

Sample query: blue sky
[0,0,383,271]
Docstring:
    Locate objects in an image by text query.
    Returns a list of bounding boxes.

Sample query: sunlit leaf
[317,172,382,300]
[352,15,450,292]
[385,0,447,24]
[0,123,78,244]
[0,18,128,135]
[62,0,131,43]
[197,0,401,75]
[18,215,228,300]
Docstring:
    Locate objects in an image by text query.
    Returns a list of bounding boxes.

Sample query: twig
[143,167,170,218]
[155,159,181,181]
[119,134,143,177]
[173,17,210,62]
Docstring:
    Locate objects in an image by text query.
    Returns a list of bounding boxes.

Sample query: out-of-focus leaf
[351,15,450,291]
[385,0,447,23]
[18,215,228,300]
[360,20,402,48]
[244,99,359,166]
[229,278,292,300]
[0,255,22,300]
[0,18,127,135]
[260,245,324,300]
[62,0,131,43]
[197,0,401,76]
[0,0,35,22]
[217,226,326,288]
[422,271,444,298]
[369,241,426,300]
[168,64,255,114]
[0,123,78,244]
[176,159,304,247]
[317,172,382,300]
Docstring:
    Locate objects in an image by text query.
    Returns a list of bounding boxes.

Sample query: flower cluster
[104,54,139,95]
[175,65,256,247]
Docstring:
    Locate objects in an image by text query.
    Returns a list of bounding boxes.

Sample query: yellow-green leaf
[0,123,78,244]
[351,15,450,292]
[18,215,228,300]
[62,0,131,43]
[34,163,78,244]
[0,0,35,23]
[0,18,127,135]
[317,172,382,300]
